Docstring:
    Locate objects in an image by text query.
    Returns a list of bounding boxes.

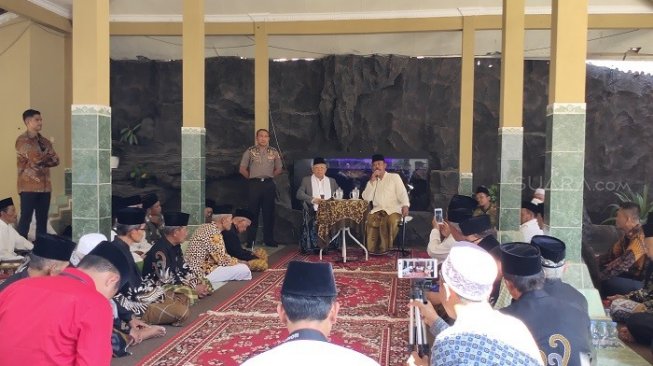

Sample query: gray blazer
[296,175,339,207]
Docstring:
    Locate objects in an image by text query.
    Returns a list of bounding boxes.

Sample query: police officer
[239,129,282,248]
[531,235,589,314]
[500,243,592,366]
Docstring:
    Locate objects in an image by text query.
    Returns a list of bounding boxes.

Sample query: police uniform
[500,243,592,366]
[240,145,282,247]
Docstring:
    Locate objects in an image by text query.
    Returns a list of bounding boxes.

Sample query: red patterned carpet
[139,251,412,366]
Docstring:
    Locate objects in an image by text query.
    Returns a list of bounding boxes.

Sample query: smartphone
[398,258,438,279]
[434,208,444,223]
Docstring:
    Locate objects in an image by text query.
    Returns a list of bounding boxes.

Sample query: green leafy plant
[119,123,141,146]
[129,165,155,187]
[601,184,653,225]
[487,184,498,203]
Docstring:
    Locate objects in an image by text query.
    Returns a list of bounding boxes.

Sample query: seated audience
[142,192,163,245]
[624,312,653,349]
[0,241,129,366]
[296,157,339,252]
[111,207,190,328]
[607,220,653,323]
[599,202,646,297]
[473,185,498,229]
[500,243,592,366]
[0,197,33,261]
[242,261,379,366]
[531,188,545,205]
[142,211,211,304]
[0,233,74,292]
[531,188,546,230]
[205,198,215,224]
[185,205,252,289]
[459,214,500,253]
[531,235,588,314]
[426,194,476,261]
[70,233,107,266]
[222,208,268,271]
[408,242,542,366]
[362,154,410,254]
[520,201,544,242]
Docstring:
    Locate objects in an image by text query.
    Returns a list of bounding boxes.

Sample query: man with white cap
[70,233,107,266]
[242,261,379,366]
[500,243,591,366]
[532,188,545,205]
[408,242,542,366]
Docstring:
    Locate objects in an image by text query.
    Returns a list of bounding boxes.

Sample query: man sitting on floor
[111,207,190,328]
[407,242,542,366]
[426,194,476,262]
[0,241,129,366]
[0,197,33,261]
[142,211,211,304]
[460,214,500,253]
[598,201,647,297]
[242,261,380,366]
[185,204,252,290]
[473,185,498,229]
[142,192,164,245]
[0,233,74,292]
[520,201,544,243]
[500,243,592,366]
[607,220,653,324]
[531,235,588,314]
[222,208,268,272]
[362,154,410,254]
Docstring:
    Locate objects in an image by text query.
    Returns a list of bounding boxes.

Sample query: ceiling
[11,0,653,60]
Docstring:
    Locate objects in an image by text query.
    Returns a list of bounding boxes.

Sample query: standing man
[362,154,409,254]
[239,129,283,248]
[15,109,60,239]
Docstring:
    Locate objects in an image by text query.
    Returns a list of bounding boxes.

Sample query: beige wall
[0,18,68,208]
[0,19,31,205]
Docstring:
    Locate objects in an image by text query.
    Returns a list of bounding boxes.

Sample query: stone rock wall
[109,56,653,245]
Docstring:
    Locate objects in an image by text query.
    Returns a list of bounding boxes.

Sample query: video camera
[398,258,438,358]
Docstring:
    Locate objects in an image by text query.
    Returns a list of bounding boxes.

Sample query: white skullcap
[535,188,545,196]
[441,242,498,301]
[77,233,107,255]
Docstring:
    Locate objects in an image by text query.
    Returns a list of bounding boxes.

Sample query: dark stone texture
[109,56,653,250]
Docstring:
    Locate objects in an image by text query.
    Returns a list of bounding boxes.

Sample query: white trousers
[206,263,252,289]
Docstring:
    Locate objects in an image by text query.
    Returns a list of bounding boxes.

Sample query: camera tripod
[409,284,430,358]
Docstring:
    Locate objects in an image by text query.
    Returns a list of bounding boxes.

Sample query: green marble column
[71,105,112,241]
[181,127,205,233]
[545,103,586,262]
[458,172,473,196]
[497,127,524,243]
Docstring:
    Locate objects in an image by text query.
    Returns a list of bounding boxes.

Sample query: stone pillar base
[181,127,206,233]
[497,127,523,234]
[458,172,473,196]
[71,105,112,241]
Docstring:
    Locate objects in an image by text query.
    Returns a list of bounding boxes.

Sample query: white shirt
[426,231,456,262]
[361,172,409,215]
[242,339,380,366]
[520,218,543,243]
[0,219,33,261]
[310,175,332,211]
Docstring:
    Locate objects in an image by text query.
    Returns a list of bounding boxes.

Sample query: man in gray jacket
[296,157,339,251]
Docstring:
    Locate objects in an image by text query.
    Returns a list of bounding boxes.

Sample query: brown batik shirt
[15,132,59,193]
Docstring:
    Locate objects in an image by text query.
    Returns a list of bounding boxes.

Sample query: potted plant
[602,184,653,224]
[111,122,142,169]
[129,165,155,188]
